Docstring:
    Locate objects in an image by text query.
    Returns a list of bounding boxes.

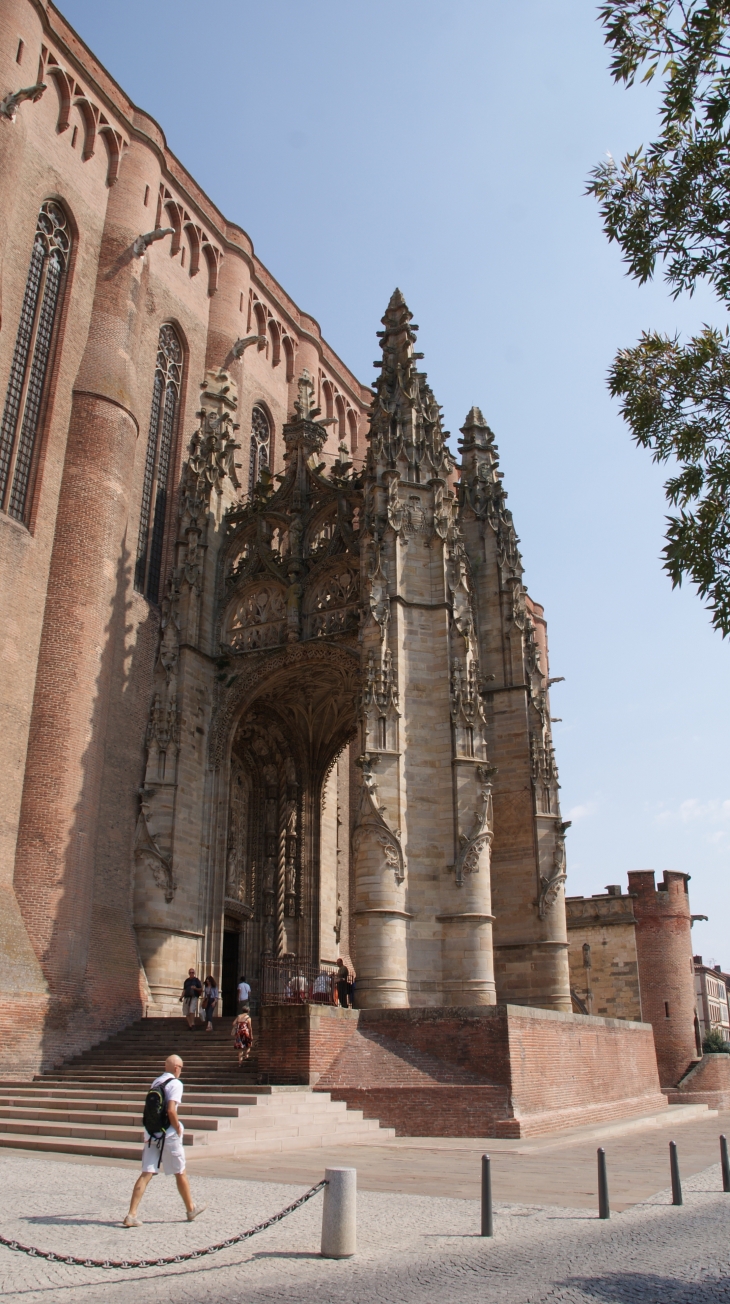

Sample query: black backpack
[143,1074,172,1138]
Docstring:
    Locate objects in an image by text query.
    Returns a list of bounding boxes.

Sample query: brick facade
[0,0,370,1076]
[0,0,656,1139]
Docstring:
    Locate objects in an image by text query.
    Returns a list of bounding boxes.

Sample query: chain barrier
[0,1178,327,1271]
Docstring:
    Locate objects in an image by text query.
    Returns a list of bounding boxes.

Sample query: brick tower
[628,870,700,1086]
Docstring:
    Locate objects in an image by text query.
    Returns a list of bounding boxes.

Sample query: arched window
[135,324,182,604]
[335,395,346,442]
[248,405,270,496]
[0,201,72,524]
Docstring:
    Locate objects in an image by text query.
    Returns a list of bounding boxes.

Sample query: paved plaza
[2,1114,730,1304]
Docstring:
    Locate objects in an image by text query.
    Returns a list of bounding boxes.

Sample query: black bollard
[670,1140,683,1206]
[721,1135,730,1193]
[597,1147,610,1219]
[481,1153,493,1237]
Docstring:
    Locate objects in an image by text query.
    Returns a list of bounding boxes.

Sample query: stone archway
[220,647,359,984]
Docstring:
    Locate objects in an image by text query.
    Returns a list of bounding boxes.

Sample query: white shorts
[182,997,198,1016]
[141,1128,186,1175]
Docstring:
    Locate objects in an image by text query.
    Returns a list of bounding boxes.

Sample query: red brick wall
[258,1005,360,1084]
[358,1007,511,1084]
[504,1006,662,1122]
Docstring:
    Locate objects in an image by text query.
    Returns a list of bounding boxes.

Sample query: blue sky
[58,0,729,962]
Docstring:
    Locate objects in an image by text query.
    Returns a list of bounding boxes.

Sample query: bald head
[165,1054,183,1077]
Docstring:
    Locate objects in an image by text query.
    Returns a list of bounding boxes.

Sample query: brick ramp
[665,1053,730,1110]
[314,1027,512,1136]
[0,1018,394,1158]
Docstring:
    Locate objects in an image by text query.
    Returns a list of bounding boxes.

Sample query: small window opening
[239,291,244,312]
[464,726,474,758]
[16,39,24,64]
[71,125,78,149]
[378,717,387,750]
[144,185,150,207]
[180,246,186,268]
[664,1001,670,1018]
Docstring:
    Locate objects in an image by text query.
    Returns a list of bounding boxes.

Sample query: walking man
[237,974,251,1013]
[179,968,202,1029]
[123,1054,207,1227]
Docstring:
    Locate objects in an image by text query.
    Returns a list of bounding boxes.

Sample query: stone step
[0,1118,206,1144]
[0,1106,229,1130]
[0,1094,348,1123]
[0,1087,265,1104]
[213,1126,394,1156]
[0,1134,148,1160]
[0,1015,393,1159]
[0,1097,244,1118]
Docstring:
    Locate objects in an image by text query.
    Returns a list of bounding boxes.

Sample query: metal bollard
[321,1167,356,1258]
[481,1153,493,1237]
[721,1135,730,1193]
[669,1140,682,1206]
[597,1147,610,1219]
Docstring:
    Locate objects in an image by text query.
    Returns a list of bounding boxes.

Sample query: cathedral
[0,0,679,1134]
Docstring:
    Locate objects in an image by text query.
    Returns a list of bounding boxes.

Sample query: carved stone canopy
[218,371,363,654]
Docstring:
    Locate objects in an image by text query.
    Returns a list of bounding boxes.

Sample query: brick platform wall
[263,1002,665,1136]
[257,1005,360,1084]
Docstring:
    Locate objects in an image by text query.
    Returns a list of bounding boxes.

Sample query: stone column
[458,407,571,1012]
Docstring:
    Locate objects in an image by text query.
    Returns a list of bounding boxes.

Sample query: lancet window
[135,324,182,603]
[0,201,72,525]
[248,405,270,496]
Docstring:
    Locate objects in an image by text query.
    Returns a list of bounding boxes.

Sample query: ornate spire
[367,290,454,482]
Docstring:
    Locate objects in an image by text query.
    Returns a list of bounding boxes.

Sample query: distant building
[566,885,641,1021]
[694,958,730,1042]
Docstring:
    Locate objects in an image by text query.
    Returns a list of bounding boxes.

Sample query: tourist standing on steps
[336,957,353,1009]
[179,968,202,1029]
[203,975,219,1032]
[123,1054,207,1227]
[237,974,251,1013]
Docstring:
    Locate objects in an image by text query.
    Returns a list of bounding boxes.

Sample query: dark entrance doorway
[222,929,239,1016]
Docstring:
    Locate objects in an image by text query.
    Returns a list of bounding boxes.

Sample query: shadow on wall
[37,535,159,1069]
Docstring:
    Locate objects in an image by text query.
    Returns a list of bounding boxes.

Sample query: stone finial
[459,407,494,451]
[367,292,453,481]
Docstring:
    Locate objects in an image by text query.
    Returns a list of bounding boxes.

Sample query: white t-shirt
[149,1072,183,1137]
[237,981,251,1002]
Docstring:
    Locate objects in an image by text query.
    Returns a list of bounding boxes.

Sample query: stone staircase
[0,1017,395,1158]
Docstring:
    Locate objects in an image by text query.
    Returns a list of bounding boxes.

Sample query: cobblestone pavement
[1,1152,730,1303]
